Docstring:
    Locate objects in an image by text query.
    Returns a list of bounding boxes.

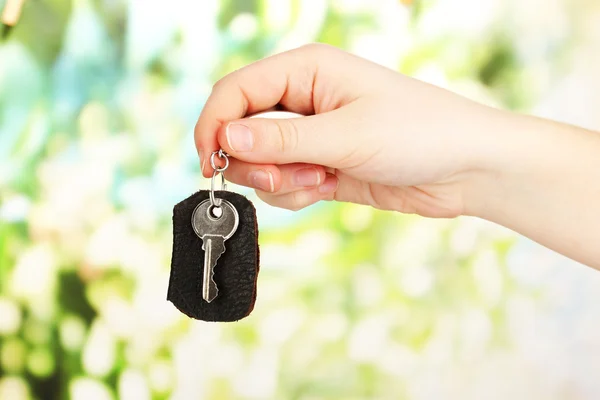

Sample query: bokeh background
[1,0,600,399]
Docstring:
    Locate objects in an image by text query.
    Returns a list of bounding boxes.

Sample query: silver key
[191,199,239,302]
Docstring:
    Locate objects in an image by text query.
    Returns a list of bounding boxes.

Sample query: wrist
[462,109,600,222]
[460,110,542,220]
[461,111,600,267]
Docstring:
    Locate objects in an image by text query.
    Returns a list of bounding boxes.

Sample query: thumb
[217,108,355,165]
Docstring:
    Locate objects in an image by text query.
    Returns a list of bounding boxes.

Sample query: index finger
[194,45,319,175]
[196,42,376,176]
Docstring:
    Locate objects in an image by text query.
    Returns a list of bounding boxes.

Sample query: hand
[195,44,509,217]
[195,43,600,267]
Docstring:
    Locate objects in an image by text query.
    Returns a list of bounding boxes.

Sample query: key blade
[202,237,218,302]
[201,236,226,303]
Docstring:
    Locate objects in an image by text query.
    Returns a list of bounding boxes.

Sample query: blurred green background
[2,0,600,399]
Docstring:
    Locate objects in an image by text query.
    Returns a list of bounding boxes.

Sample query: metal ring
[210,150,229,172]
[210,169,227,207]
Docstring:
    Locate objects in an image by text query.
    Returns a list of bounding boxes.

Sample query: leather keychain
[167,150,259,322]
[167,111,302,322]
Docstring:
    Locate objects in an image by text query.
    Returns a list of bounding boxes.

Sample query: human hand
[195,44,512,217]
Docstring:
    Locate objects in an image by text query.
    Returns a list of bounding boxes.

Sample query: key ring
[210,149,229,172]
[209,150,229,208]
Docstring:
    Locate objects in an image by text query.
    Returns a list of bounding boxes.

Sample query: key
[191,198,239,302]
[168,190,260,321]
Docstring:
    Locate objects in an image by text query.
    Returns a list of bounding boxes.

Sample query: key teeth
[202,238,226,303]
[205,292,217,303]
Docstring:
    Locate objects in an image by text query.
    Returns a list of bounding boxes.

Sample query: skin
[195,43,600,269]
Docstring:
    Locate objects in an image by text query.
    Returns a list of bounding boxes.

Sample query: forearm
[466,111,600,268]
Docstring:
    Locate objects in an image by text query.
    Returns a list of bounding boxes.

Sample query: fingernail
[318,174,338,193]
[226,123,253,152]
[294,167,320,187]
[249,170,274,192]
[198,150,205,172]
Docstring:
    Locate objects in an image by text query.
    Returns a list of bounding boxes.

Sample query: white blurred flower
[100,296,135,339]
[506,294,537,354]
[413,63,449,89]
[418,0,501,39]
[118,177,161,231]
[0,194,30,222]
[383,218,446,268]
[210,343,245,377]
[449,218,480,256]
[380,344,419,378]
[458,308,492,361]
[331,0,372,13]
[85,215,129,268]
[0,297,22,335]
[125,0,179,69]
[261,229,338,272]
[533,49,600,130]
[32,150,115,250]
[295,229,339,264]
[352,263,383,306]
[170,322,223,399]
[400,264,434,298]
[350,0,412,68]
[340,204,373,233]
[259,307,306,346]
[260,243,297,270]
[148,361,174,394]
[274,0,328,52]
[70,377,114,400]
[229,13,258,40]
[118,369,150,400]
[232,347,279,399]
[10,243,57,301]
[177,0,220,79]
[59,315,87,352]
[286,334,322,369]
[506,238,560,289]
[423,313,457,368]
[450,80,503,108]
[78,102,110,140]
[124,328,161,368]
[131,270,181,333]
[0,376,31,400]
[82,320,116,377]
[506,0,569,62]
[264,0,292,31]
[310,312,348,343]
[348,313,393,362]
[472,249,503,307]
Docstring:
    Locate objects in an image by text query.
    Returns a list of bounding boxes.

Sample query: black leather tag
[167,190,259,322]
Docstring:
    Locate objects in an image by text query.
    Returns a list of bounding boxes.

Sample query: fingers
[223,158,327,194]
[195,44,363,177]
[196,45,320,177]
[255,173,339,211]
[221,157,339,211]
[216,104,365,166]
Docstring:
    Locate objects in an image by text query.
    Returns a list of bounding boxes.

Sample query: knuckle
[212,75,232,93]
[255,190,301,211]
[254,189,271,204]
[193,120,202,137]
[290,191,310,211]
[290,195,303,211]
[272,119,299,155]
[300,42,331,54]
[211,78,223,92]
